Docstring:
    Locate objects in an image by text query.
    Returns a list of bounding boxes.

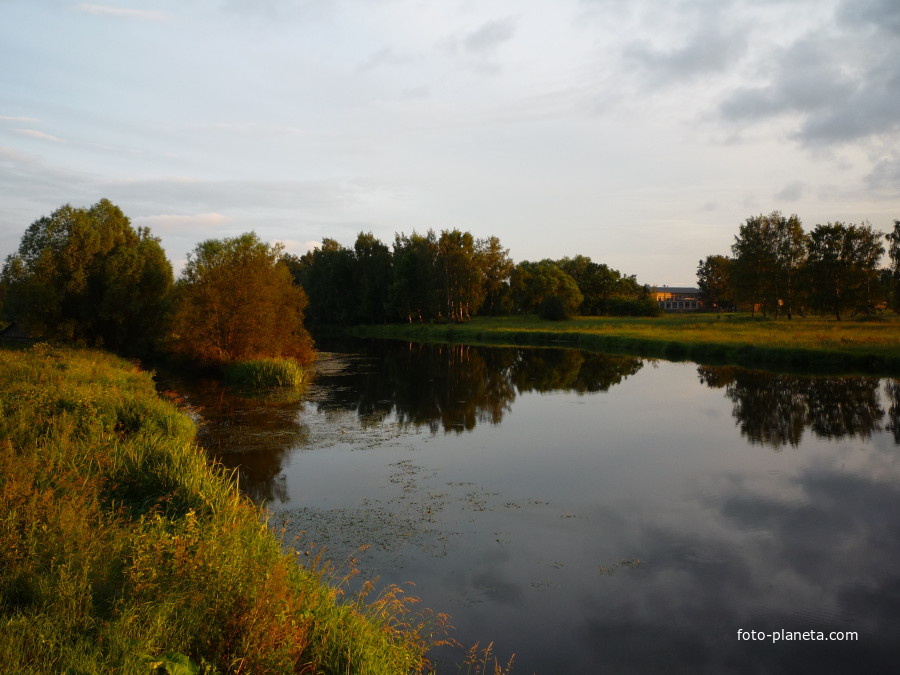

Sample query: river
[170,340,900,674]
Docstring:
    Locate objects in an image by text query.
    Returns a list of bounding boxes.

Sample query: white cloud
[13,129,66,143]
[75,3,170,21]
[137,212,232,232]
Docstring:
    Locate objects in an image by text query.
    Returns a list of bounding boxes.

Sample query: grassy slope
[0,344,443,674]
[348,314,900,374]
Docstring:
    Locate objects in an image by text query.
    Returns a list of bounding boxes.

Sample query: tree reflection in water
[169,378,309,503]
[698,366,889,447]
[889,379,900,444]
[314,342,644,433]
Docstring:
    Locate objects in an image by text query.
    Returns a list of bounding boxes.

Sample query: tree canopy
[172,232,313,364]
[0,199,172,354]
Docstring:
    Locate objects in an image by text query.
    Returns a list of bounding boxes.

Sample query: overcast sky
[2,0,898,285]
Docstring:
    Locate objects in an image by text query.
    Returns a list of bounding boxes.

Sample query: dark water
[173,341,900,674]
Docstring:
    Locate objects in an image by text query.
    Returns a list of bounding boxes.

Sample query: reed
[0,343,445,673]
[223,357,306,388]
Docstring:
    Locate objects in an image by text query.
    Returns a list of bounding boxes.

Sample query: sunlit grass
[223,357,306,388]
[350,313,900,374]
[0,343,447,673]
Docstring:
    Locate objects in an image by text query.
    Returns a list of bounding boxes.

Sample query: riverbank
[0,343,443,673]
[347,314,900,374]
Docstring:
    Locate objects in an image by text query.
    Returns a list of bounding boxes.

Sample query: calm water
[175,341,900,674]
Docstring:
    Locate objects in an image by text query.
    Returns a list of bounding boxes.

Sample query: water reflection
[165,344,900,673]
[888,380,900,444]
[315,342,644,433]
[698,366,888,447]
[163,378,308,503]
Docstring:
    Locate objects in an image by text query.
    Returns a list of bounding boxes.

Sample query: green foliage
[0,199,173,355]
[696,255,735,311]
[172,232,313,364]
[806,222,885,319]
[0,344,442,673]
[537,294,570,320]
[556,255,648,315]
[731,211,806,317]
[886,220,900,312]
[509,260,583,317]
[474,236,514,316]
[223,358,305,388]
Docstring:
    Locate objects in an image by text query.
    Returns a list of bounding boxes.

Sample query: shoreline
[344,314,900,375]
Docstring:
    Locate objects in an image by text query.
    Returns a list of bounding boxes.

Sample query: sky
[1,0,898,286]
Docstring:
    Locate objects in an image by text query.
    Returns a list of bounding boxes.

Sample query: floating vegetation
[598,558,642,576]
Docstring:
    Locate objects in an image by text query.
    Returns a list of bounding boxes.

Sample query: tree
[805,222,885,320]
[474,236,513,316]
[731,212,805,317]
[0,199,172,354]
[557,255,647,315]
[172,232,313,363]
[887,220,900,312]
[286,238,357,326]
[389,231,439,323]
[436,229,485,322]
[509,260,583,318]
[353,232,393,323]
[696,255,734,312]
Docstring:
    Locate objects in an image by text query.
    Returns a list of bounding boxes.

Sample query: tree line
[287,229,656,327]
[0,200,655,363]
[0,200,313,363]
[698,212,900,319]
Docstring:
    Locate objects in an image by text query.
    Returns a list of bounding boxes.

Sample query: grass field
[348,313,900,374]
[0,343,446,673]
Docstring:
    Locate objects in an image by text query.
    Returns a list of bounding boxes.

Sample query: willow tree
[172,232,313,363]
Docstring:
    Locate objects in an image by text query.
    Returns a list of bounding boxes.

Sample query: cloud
[75,3,170,21]
[719,1,900,146]
[866,156,900,194]
[137,212,232,232]
[0,116,40,123]
[13,129,66,143]
[775,180,806,202]
[461,17,517,56]
[626,25,747,84]
[275,238,321,257]
[358,47,415,73]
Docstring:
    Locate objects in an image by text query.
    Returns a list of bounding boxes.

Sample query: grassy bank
[0,343,444,673]
[348,314,900,374]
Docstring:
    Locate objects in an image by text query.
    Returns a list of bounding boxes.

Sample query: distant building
[653,286,703,312]
[0,322,37,343]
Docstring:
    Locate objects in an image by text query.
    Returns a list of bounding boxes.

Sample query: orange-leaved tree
[172,232,313,364]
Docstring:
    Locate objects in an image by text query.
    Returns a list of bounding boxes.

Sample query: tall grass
[223,358,306,388]
[0,343,446,673]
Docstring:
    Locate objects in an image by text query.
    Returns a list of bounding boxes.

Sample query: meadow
[349,313,900,374]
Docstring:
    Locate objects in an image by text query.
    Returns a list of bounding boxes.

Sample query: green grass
[348,313,900,374]
[0,343,447,673]
[223,357,306,388]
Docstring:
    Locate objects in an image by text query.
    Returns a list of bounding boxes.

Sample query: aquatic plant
[223,357,306,388]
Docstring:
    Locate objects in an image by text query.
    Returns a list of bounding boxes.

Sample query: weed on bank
[0,343,446,673]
